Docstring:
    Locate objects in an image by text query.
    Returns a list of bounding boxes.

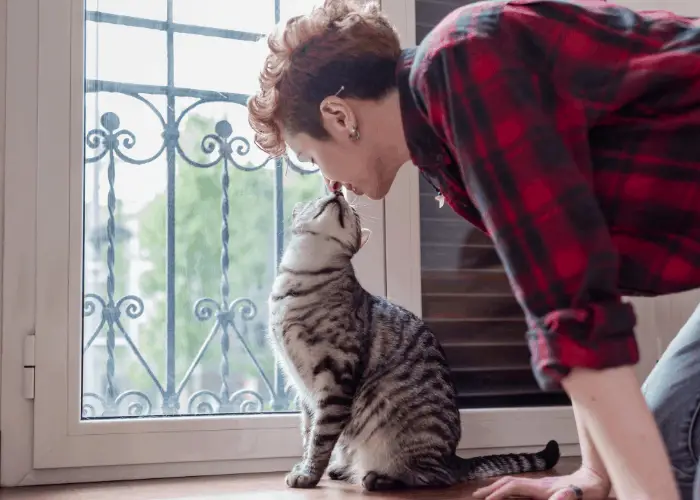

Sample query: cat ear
[359,228,371,248]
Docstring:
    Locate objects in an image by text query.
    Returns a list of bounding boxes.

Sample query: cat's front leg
[299,399,311,453]
[286,393,352,489]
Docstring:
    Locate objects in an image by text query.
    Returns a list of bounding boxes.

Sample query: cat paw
[362,471,404,491]
[327,465,351,481]
[285,463,321,489]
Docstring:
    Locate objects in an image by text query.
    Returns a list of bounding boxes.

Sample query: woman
[247,0,700,498]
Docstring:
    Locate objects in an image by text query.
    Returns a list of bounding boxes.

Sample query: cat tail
[451,440,560,481]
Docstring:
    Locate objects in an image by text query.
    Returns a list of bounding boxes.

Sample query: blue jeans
[643,303,700,500]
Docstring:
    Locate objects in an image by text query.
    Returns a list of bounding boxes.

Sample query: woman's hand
[473,466,611,500]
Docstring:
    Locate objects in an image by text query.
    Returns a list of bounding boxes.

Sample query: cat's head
[291,191,371,257]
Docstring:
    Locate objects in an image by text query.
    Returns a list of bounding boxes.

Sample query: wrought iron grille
[82,1,317,418]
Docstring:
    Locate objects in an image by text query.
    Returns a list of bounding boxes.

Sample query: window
[1,0,384,484]
[81,0,325,419]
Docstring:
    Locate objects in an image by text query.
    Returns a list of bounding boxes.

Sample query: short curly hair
[247,0,402,157]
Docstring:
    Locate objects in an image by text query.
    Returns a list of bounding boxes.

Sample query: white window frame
[0,0,388,486]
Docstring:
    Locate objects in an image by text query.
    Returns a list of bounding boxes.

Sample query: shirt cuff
[526,301,640,391]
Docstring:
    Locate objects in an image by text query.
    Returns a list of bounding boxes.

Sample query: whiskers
[346,194,379,223]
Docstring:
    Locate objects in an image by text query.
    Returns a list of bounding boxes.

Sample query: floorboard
[0,457,611,499]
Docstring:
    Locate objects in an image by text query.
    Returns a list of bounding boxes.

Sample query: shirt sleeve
[412,38,639,391]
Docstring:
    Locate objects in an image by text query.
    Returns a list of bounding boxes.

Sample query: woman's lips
[327,179,361,195]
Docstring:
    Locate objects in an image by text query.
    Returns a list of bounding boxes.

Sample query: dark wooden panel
[422,269,512,294]
[420,197,466,221]
[416,25,432,44]
[425,319,526,345]
[450,364,570,408]
[416,0,462,29]
[421,244,502,271]
[420,220,493,247]
[423,293,523,320]
[451,364,570,408]
[443,343,531,369]
[457,392,571,408]
[451,366,535,393]
[414,0,571,410]
[415,0,484,44]
[419,175,441,195]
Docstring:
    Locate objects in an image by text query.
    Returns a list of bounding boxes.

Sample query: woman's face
[281,94,407,200]
[284,131,387,199]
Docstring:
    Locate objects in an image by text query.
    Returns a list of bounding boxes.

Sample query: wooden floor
[0,458,586,499]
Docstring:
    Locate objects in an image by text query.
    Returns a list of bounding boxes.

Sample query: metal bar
[219,151,232,409]
[163,0,178,415]
[85,11,263,42]
[272,157,287,411]
[85,79,249,105]
[273,159,285,273]
[176,321,220,396]
[271,0,288,412]
[104,145,119,415]
[82,0,294,417]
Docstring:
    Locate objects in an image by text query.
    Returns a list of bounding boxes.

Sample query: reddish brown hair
[247,0,401,157]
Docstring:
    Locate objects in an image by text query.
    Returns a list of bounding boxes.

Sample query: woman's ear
[319,97,356,138]
[359,228,371,248]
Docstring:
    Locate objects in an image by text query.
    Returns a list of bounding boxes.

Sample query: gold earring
[349,126,360,141]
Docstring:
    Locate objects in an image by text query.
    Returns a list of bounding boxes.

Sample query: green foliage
[127,114,322,412]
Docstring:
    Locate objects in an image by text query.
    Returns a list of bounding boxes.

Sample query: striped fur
[269,192,560,491]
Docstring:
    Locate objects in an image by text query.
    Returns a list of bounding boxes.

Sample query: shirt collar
[396,48,448,176]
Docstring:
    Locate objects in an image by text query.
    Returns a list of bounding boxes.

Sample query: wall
[631,291,700,384]
[0,0,6,419]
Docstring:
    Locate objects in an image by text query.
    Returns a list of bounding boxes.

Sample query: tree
[129,113,322,414]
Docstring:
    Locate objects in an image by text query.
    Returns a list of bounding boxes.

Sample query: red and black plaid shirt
[396,0,700,390]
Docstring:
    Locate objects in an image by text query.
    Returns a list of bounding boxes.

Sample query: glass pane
[280,0,326,22]
[82,1,322,419]
[414,0,570,408]
[87,0,166,21]
[173,33,268,95]
[85,21,167,87]
[172,0,321,34]
[172,0,274,34]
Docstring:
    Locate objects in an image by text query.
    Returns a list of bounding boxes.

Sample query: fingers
[473,477,510,498]
[549,488,579,500]
[473,476,547,500]
[472,476,581,500]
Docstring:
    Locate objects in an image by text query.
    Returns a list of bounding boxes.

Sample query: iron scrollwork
[82,3,322,419]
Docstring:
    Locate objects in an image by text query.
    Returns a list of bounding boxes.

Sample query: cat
[268,190,560,491]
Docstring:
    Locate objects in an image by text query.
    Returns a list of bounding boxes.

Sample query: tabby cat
[268,191,559,491]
